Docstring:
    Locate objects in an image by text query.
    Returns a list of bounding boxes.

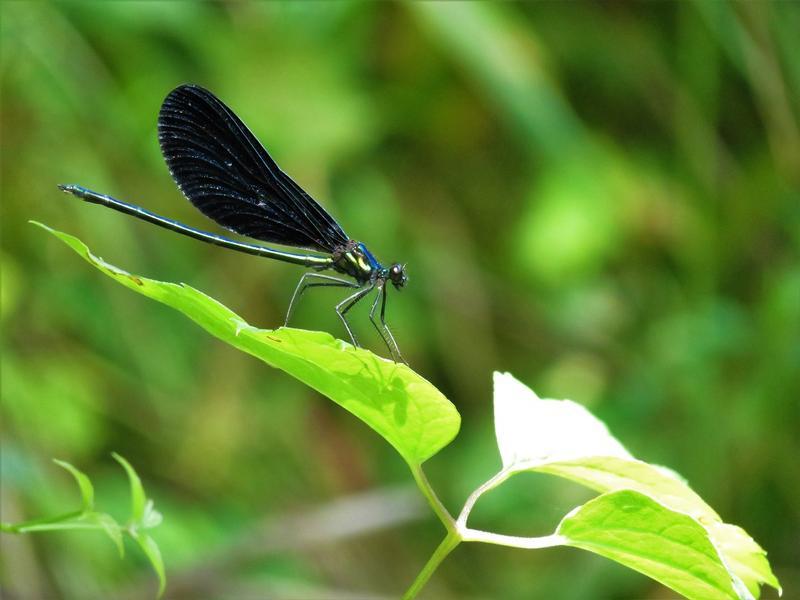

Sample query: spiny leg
[371,285,404,363]
[368,285,401,362]
[381,287,404,363]
[368,286,390,352]
[285,272,358,327]
[335,284,374,347]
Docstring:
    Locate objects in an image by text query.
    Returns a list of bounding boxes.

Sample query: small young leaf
[3,454,164,595]
[112,452,146,522]
[86,512,125,557]
[36,223,461,466]
[558,490,746,600]
[131,530,166,598]
[53,459,95,511]
[141,500,163,529]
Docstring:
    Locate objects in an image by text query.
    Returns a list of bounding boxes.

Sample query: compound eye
[388,263,406,287]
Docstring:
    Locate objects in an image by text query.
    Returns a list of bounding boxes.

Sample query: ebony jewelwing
[59,84,407,362]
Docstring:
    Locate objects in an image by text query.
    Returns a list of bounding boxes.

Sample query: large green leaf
[36,222,460,465]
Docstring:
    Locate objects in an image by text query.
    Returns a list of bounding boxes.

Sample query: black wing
[157,84,349,253]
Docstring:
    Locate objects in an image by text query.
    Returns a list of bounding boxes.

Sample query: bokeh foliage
[2,2,798,598]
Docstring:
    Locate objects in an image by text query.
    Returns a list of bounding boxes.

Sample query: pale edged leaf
[491,372,780,597]
[53,459,94,511]
[112,452,146,522]
[37,222,460,465]
[532,456,719,519]
[558,490,745,600]
[493,371,630,468]
[531,457,778,595]
[705,522,781,598]
[131,530,166,598]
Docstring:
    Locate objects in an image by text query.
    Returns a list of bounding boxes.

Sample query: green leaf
[493,371,631,467]
[3,454,163,594]
[558,490,746,600]
[131,530,166,598]
[533,456,719,520]
[53,459,95,511]
[491,372,780,597]
[530,454,780,596]
[703,522,782,598]
[36,222,460,465]
[85,512,125,557]
[112,452,146,523]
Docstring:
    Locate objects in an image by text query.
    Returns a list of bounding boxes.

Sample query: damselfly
[59,84,407,361]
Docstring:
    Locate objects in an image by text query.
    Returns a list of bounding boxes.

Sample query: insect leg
[372,286,404,363]
[335,284,375,348]
[285,272,358,327]
[368,285,399,361]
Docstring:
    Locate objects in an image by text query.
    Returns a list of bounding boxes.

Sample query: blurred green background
[2,2,798,598]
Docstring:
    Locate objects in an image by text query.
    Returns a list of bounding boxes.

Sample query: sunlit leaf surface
[37,222,461,466]
[558,490,746,600]
[493,371,630,466]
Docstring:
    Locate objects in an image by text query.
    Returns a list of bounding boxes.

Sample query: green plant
[1,453,165,597]
[34,222,780,600]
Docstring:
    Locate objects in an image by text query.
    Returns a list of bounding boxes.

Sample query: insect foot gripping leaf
[452,373,780,600]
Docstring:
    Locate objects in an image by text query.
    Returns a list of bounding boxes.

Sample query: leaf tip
[52,458,95,510]
[29,220,51,231]
[112,452,147,522]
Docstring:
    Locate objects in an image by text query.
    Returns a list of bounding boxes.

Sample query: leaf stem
[409,463,455,532]
[0,510,84,533]
[405,464,571,597]
[456,466,515,529]
[460,528,564,549]
[401,531,460,600]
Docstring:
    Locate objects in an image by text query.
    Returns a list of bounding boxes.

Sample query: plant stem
[460,528,564,549]
[405,463,565,597]
[0,510,84,533]
[402,531,460,600]
[456,466,514,529]
[409,463,455,532]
